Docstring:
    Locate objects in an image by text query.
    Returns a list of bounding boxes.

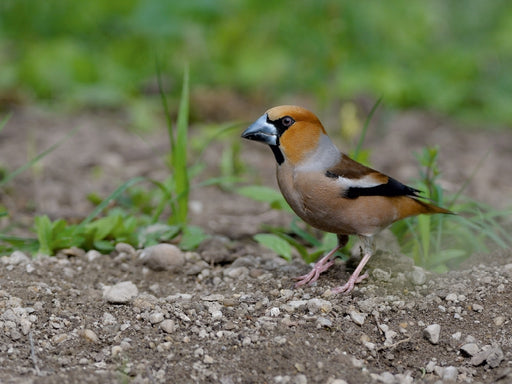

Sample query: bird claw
[329,272,369,294]
[294,259,335,288]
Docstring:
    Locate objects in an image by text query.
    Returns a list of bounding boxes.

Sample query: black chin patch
[270,145,285,165]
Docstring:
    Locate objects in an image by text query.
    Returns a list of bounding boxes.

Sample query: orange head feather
[265,105,327,165]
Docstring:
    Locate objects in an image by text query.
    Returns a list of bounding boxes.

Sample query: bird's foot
[294,257,335,288]
[329,272,369,295]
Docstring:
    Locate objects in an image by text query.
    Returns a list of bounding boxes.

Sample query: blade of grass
[171,65,190,225]
[0,126,79,187]
[0,112,12,134]
[352,97,382,159]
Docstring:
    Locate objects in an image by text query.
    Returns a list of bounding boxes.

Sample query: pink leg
[294,245,341,288]
[330,236,375,295]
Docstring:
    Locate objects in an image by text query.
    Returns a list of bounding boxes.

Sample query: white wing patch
[335,174,384,190]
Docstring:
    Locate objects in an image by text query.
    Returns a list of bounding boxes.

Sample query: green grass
[0,70,244,255]
[1,1,512,126]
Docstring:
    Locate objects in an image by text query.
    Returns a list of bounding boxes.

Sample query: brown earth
[0,101,511,383]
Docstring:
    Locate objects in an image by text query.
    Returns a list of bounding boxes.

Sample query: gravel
[0,243,511,383]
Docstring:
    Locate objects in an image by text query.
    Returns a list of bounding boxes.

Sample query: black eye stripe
[268,115,295,136]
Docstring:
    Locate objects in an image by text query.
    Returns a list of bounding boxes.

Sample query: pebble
[409,266,427,285]
[86,250,102,262]
[461,343,479,356]
[307,298,332,313]
[372,268,391,282]
[112,345,123,357]
[115,242,136,256]
[102,312,117,325]
[442,366,458,382]
[493,316,505,326]
[140,244,185,272]
[349,310,366,326]
[471,345,504,367]
[423,324,441,345]
[149,312,164,324]
[4,251,30,265]
[486,346,504,368]
[80,329,99,343]
[472,303,484,312]
[160,319,177,333]
[316,317,332,328]
[52,333,69,344]
[103,281,138,304]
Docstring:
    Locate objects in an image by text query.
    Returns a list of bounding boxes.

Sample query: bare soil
[0,103,511,383]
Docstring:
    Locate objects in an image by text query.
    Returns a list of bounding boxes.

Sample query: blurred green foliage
[1,0,512,124]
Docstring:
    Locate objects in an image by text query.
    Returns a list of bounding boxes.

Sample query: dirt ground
[0,102,511,383]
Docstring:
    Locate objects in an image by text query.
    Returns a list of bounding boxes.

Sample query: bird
[241,105,452,294]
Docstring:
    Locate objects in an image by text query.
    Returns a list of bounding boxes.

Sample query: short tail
[397,196,454,220]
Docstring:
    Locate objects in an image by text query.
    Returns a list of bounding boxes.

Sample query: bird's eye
[282,116,294,127]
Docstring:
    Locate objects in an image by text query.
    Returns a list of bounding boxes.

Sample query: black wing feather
[343,177,421,199]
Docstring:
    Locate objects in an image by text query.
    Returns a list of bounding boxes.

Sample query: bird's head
[241,105,328,165]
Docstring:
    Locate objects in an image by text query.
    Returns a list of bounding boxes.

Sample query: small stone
[486,346,504,368]
[198,236,235,264]
[316,317,332,328]
[223,266,249,279]
[149,312,164,324]
[203,355,214,364]
[349,310,366,326]
[409,266,427,285]
[307,298,332,313]
[294,374,307,384]
[5,251,30,265]
[140,244,185,272]
[461,343,479,356]
[371,371,394,384]
[442,366,458,382]
[445,293,458,302]
[86,250,102,262]
[493,316,505,326]
[328,380,348,384]
[472,303,484,312]
[103,281,138,304]
[52,333,69,344]
[425,361,436,373]
[102,312,117,325]
[115,242,136,256]
[286,300,308,310]
[111,346,123,357]
[160,319,176,333]
[19,318,32,335]
[80,329,99,343]
[60,247,85,258]
[423,324,441,345]
[372,268,391,282]
[471,348,491,366]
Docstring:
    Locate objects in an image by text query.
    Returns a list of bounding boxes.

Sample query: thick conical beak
[241,113,278,146]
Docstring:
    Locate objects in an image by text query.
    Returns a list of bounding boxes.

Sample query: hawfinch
[242,105,451,294]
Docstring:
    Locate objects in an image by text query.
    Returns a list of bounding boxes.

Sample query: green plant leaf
[34,215,53,255]
[170,65,190,225]
[254,233,292,261]
[179,225,208,251]
[237,185,292,212]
